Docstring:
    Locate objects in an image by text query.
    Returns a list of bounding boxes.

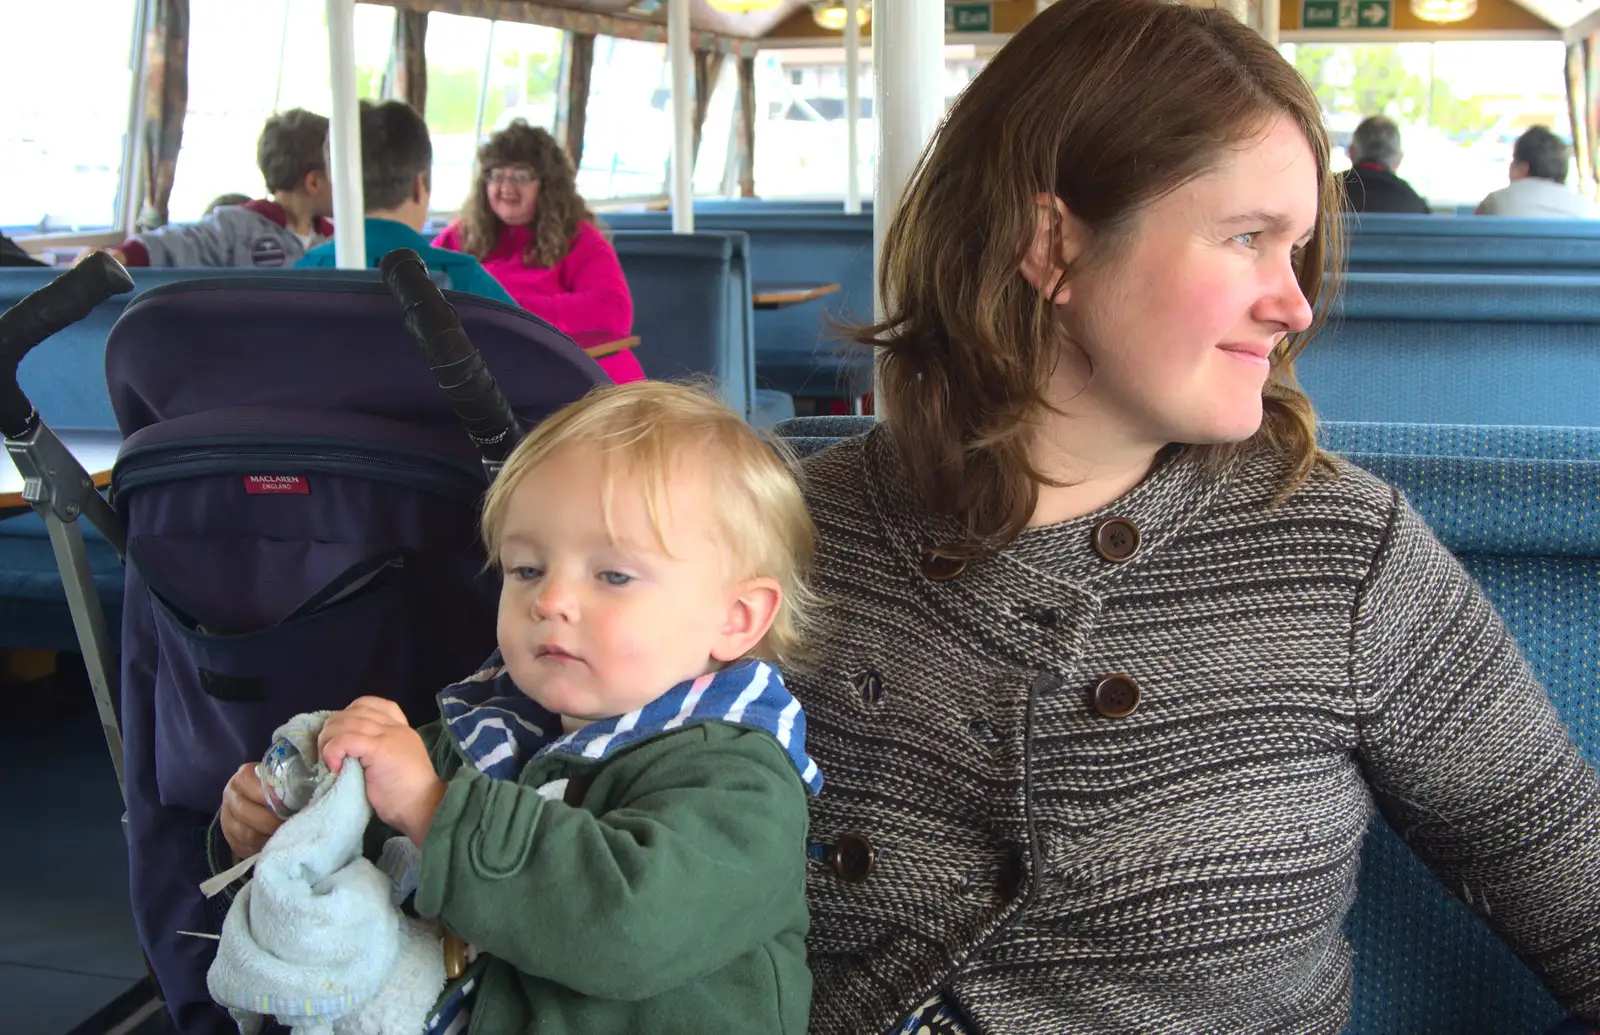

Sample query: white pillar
[1261,0,1281,44]
[327,0,367,268]
[120,0,152,236]
[668,0,695,234]
[872,0,943,320]
[843,0,862,214]
[473,21,498,143]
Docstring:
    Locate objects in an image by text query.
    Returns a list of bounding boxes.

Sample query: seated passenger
[218,381,819,1035]
[297,100,514,305]
[1338,115,1429,214]
[97,109,334,267]
[434,122,644,383]
[1475,125,1592,218]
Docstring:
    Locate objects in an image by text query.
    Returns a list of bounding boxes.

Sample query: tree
[1292,44,1486,140]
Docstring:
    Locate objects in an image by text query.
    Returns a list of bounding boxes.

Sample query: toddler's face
[495,445,744,725]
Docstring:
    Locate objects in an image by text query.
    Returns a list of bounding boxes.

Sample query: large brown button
[1093,674,1142,718]
[832,833,875,883]
[920,549,967,581]
[1092,517,1141,562]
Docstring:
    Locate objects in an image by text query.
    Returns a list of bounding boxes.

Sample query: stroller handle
[0,251,135,439]
[379,248,522,465]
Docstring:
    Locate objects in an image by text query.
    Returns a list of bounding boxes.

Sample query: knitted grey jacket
[792,427,1600,1035]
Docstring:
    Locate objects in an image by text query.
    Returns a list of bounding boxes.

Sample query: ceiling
[471,0,1600,38]
[1508,0,1600,31]
[550,0,812,38]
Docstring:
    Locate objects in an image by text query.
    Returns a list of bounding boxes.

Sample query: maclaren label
[243,475,311,495]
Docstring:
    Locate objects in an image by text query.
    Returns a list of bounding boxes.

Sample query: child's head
[360,100,434,221]
[481,382,815,724]
[257,109,332,217]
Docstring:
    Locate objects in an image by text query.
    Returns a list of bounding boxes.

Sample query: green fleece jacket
[411,714,813,1035]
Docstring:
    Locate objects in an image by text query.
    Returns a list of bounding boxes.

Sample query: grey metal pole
[669,0,695,233]
[327,0,368,268]
[843,0,862,214]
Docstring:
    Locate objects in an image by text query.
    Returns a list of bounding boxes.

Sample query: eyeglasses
[487,169,537,187]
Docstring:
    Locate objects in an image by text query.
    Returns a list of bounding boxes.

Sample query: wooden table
[0,429,122,512]
[577,335,641,359]
[753,283,841,310]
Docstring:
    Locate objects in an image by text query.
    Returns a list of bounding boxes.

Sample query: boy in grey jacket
[96,109,335,268]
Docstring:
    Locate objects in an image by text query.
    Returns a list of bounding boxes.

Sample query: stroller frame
[6,416,129,790]
[2,256,134,803]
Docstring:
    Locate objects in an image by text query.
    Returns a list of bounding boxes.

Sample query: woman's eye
[1232,231,1258,247]
[509,565,543,581]
[598,571,633,587]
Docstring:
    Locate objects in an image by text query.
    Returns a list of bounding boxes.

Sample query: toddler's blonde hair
[481,381,817,666]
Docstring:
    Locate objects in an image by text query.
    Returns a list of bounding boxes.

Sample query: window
[693,57,739,196]
[579,38,672,200]
[1284,41,1572,209]
[1,0,141,234]
[422,13,492,213]
[422,16,565,215]
[482,22,565,136]
[752,45,993,198]
[173,0,393,222]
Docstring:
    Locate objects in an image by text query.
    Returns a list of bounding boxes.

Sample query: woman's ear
[1019,193,1087,305]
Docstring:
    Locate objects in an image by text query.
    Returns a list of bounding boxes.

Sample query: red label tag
[243,475,310,496]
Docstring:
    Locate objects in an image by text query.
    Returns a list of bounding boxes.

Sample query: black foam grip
[379,248,522,463]
[0,251,135,439]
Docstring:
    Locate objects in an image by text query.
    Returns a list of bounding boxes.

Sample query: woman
[434,121,644,383]
[792,1,1600,1033]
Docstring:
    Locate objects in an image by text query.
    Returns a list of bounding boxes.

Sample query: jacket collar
[439,656,822,793]
[240,199,334,239]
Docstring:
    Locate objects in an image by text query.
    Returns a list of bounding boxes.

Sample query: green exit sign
[1302,0,1391,27]
[947,2,993,33]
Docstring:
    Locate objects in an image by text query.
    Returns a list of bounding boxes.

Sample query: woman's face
[1046,114,1319,454]
[487,164,540,226]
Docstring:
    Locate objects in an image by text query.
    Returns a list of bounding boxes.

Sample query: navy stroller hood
[106,278,606,1035]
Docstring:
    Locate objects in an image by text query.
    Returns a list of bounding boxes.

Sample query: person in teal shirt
[297,100,515,305]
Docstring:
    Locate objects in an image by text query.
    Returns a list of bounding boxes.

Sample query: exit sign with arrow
[1302,0,1391,28]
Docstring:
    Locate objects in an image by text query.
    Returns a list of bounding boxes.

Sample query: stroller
[0,252,608,1034]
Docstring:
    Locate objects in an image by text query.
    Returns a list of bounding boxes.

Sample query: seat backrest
[774,416,1598,1033]
[104,277,606,442]
[1347,236,1600,275]
[604,213,874,395]
[1298,273,1600,424]
[611,231,749,418]
[1331,434,1600,1035]
[0,268,400,429]
[1345,212,1600,238]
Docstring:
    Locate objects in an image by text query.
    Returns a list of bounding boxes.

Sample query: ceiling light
[706,0,787,12]
[812,1,871,31]
[1410,0,1477,22]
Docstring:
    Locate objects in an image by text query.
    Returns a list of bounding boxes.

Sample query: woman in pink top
[434,121,645,383]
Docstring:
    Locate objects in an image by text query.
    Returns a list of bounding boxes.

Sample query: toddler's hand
[220,762,283,863]
[318,696,446,845]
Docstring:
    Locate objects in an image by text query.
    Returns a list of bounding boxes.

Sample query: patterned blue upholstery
[1345,213,1600,238]
[1320,421,1600,461]
[1344,213,1600,275]
[1300,274,1600,425]
[777,416,1600,1033]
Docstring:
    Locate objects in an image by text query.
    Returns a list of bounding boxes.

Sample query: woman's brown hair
[458,120,598,268]
[862,0,1343,558]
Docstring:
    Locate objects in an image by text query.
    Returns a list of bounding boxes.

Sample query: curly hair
[458,121,596,268]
